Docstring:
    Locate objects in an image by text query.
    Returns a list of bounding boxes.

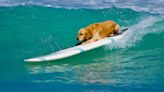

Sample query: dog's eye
[80,34,83,35]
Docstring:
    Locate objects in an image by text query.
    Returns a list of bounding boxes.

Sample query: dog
[77,20,120,45]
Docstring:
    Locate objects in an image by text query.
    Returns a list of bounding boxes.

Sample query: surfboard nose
[24,58,45,62]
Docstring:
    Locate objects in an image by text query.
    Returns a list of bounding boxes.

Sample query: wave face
[0,3,164,92]
[0,0,164,15]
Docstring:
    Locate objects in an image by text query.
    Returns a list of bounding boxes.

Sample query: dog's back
[99,20,119,38]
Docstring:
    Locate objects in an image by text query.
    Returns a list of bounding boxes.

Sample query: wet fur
[77,20,120,45]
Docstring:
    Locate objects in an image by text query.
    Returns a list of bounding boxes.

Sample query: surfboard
[24,29,127,62]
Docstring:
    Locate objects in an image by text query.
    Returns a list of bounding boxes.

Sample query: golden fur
[77,20,120,44]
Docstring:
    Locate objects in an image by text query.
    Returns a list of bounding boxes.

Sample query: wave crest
[0,0,164,15]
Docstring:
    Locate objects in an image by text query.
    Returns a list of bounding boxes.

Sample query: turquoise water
[0,2,164,92]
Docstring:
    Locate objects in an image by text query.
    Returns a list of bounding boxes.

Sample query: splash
[106,16,164,49]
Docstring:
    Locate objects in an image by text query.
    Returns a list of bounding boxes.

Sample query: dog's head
[77,28,91,41]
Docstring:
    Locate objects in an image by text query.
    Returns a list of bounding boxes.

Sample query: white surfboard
[24,30,126,62]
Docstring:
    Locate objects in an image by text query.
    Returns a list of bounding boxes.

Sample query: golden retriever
[77,20,120,45]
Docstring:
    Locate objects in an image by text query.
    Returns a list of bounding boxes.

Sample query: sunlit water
[0,0,164,91]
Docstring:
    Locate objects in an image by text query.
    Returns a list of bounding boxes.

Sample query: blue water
[0,0,164,91]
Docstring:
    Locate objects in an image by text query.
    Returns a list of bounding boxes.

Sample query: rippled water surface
[0,0,164,91]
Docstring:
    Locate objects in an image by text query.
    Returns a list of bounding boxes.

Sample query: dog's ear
[85,31,92,40]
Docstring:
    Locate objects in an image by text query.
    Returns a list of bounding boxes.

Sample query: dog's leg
[81,38,98,45]
[108,34,114,37]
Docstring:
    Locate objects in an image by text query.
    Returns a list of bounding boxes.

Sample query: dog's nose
[77,38,79,40]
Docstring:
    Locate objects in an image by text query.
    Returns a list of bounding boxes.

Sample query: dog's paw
[81,42,88,45]
[108,34,114,37]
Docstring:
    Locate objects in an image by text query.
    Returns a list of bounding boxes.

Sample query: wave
[0,0,164,15]
[106,16,164,49]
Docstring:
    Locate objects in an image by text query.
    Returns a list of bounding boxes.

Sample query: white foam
[106,16,164,49]
[0,0,164,15]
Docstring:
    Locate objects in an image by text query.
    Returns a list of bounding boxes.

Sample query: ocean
[0,0,164,91]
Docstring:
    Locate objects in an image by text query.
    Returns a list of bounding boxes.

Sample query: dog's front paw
[81,42,88,45]
[108,34,114,37]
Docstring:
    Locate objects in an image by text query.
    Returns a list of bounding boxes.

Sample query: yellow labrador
[77,20,120,45]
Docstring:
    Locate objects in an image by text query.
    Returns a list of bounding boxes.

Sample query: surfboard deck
[24,29,127,62]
